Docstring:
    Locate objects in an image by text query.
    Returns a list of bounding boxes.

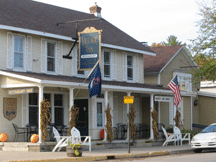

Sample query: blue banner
[88,62,102,98]
[80,32,99,70]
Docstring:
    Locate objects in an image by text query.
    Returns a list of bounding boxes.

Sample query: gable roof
[144,45,183,73]
[0,0,155,55]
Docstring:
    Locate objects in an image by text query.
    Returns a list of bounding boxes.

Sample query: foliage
[105,104,113,142]
[189,0,216,82]
[40,99,51,142]
[166,127,173,133]
[151,109,159,139]
[69,105,79,136]
[174,110,182,128]
[181,129,198,140]
[69,141,82,156]
[151,42,164,47]
[129,104,136,142]
[162,35,182,46]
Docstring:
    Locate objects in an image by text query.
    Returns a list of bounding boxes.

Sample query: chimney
[89,2,102,18]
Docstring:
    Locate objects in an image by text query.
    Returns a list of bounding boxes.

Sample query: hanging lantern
[30,134,39,143]
[0,133,8,142]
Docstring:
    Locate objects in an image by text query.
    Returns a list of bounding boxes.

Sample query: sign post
[124,96,134,153]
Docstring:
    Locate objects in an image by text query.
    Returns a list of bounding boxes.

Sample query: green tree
[190,0,216,83]
[162,35,182,46]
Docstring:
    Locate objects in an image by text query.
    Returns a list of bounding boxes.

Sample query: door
[74,99,88,136]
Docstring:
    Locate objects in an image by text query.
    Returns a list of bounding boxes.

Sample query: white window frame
[127,55,133,81]
[95,99,104,128]
[46,40,57,74]
[173,72,192,92]
[104,51,111,78]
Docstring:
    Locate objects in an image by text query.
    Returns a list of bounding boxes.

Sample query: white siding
[41,39,46,73]
[27,36,32,71]
[7,32,13,69]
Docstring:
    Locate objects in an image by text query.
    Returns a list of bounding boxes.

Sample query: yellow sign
[8,88,34,95]
[124,96,134,104]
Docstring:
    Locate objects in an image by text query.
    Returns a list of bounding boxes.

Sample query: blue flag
[88,62,102,98]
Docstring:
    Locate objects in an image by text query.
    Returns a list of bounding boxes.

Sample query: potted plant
[66,140,82,157]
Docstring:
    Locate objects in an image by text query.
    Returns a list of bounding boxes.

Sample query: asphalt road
[99,150,216,162]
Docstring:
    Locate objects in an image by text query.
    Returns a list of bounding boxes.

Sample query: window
[104,51,110,77]
[47,42,55,72]
[14,36,24,68]
[127,55,133,80]
[77,47,84,75]
[174,73,192,92]
[54,94,63,126]
[29,93,38,126]
[97,102,103,127]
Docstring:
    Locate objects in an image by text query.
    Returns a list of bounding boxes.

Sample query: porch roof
[0,70,172,94]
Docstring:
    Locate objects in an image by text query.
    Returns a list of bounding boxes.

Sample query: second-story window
[127,55,133,80]
[47,42,55,72]
[14,36,24,68]
[77,47,84,75]
[104,51,110,77]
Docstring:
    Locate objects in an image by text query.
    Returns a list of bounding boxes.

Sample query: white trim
[0,24,155,55]
[158,73,160,84]
[1,83,38,88]
[191,96,193,130]
[201,81,216,88]
[198,91,216,98]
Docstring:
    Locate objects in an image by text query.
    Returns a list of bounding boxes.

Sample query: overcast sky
[34,0,204,46]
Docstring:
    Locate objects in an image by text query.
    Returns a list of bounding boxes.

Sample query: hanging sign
[155,96,171,102]
[124,96,134,104]
[3,98,17,121]
[8,88,34,95]
[78,27,102,70]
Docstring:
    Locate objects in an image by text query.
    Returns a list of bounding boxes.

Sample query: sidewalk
[1,145,193,162]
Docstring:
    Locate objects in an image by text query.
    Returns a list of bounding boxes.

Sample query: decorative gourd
[0,133,8,142]
[30,134,39,143]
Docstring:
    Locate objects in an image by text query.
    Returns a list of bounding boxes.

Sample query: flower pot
[66,146,83,157]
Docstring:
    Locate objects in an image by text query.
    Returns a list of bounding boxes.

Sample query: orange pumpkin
[30,134,39,143]
[0,133,8,142]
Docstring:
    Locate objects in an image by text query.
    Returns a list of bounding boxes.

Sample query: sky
[34,0,204,46]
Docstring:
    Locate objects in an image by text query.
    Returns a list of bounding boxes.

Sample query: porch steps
[3,142,29,151]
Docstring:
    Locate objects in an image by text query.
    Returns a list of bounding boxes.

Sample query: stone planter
[66,146,82,157]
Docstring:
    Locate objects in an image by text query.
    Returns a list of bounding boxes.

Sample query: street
[98,150,216,162]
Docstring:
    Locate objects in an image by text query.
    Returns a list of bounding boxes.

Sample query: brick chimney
[89,2,102,18]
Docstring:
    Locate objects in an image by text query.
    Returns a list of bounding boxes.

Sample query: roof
[144,45,183,73]
[0,70,169,91]
[0,0,154,55]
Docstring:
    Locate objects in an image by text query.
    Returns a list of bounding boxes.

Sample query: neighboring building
[144,45,200,130]
[0,0,175,142]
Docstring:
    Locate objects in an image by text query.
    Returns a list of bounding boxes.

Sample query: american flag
[168,75,182,106]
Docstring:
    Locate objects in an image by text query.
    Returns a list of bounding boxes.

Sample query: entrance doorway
[74,99,89,136]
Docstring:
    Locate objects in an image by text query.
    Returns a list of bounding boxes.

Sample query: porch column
[126,92,131,140]
[103,90,109,141]
[69,88,74,121]
[150,94,154,139]
[158,102,160,123]
[38,85,44,143]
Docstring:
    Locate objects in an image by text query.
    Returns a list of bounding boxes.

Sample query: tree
[162,35,182,46]
[190,0,216,82]
[151,42,164,47]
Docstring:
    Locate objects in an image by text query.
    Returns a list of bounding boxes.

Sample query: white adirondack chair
[173,126,190,145]
[162,126,177,146]
[71,127,92,152]
[52,127,70,152]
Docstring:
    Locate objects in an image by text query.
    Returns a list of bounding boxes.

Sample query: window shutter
[111,51,116,80]
[57,41,63,75]
[123,53,127,81]
[71,45,77,76]
[113,96,118,127]
[133,55,137,82]
[169,99,174,125]
[41,39,46,73]
[101,50,104,79]
[22,94,28,127]
[7,32,13,69]
[27,36,32,71]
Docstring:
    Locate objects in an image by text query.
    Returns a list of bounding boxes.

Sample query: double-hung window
[96,102,103,128]
[14,36,24,68]
[47,42,56,72]
[174,73,192,92]
[104,51,110,77]
[127,55,133,80]
[77,47,84,75]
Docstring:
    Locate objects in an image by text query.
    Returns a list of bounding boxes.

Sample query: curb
[6,151,170,162]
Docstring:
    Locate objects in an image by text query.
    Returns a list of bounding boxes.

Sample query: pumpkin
[0,133,8,142]
[30,134,39,143]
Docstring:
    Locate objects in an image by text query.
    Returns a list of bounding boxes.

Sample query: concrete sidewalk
[1,145,193,162]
